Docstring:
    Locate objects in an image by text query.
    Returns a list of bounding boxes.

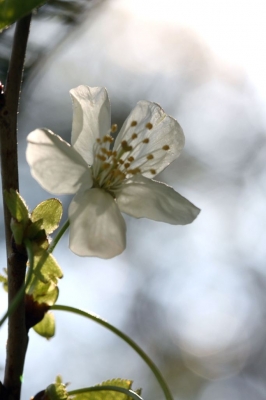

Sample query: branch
[0,13,32,400]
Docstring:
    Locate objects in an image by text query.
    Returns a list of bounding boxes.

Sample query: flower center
[91,121,170,195]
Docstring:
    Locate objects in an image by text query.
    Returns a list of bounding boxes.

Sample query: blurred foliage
[0,0,47,31]
[0,0,102,83]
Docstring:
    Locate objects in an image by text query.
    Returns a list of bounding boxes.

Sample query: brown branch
[0,13,32,400]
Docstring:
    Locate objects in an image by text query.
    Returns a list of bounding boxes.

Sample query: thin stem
[48,219,70,253]
[0,239,34,328]
[68,386,143,400]
[51,305,174,400]
[0,13,32,400]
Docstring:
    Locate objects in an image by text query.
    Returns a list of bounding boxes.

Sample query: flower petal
[70,86,111,164]
[114,100,185,178]
[68,188,126,258]
[116,175,200,225]
[27,129,92,194]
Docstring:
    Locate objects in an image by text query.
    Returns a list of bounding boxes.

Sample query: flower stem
[0,13,32,400]
[48,219,70,253]
[51,304,174,400]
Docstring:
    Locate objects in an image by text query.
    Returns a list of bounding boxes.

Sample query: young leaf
[0,0,47,31]
[73,379,140,400]
[33,311,55,339]
[30,281,59,306]
[31,198,63,234]
[4,189,29,223]
[31,244,63,286]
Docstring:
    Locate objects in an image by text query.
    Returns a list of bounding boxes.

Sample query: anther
[143,138,149,144]
[162,145,170,151]
[97,154,107,161]
[146,154,154,160]
[150,169,156,175]
[146,122,153,130]
[124,162,130,168]
[111,124,118,133]
[103,135,113,143]
[121,140,133,152]
[128,156,135,162]
[131,133,138,140]
[96,138,101,144]
[102,162,111,170]
[128,168,141,175]
[131,121,137,127]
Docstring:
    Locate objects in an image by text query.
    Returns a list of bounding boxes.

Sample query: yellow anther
[128,168,141,175]
[131,121,137,127]
[143,138,149,144]
[124,162,130,169]
[162,145,170,151]
[150,169,156,175]
[128,156,135,162]
[121,140,133,152]
[103,135,113,143]
[102,162,111,170]
[96,138,101,143]
[118,159,124,165]
[97,154,107,161]
[146,122,153,130]
[111,124,118,133]
[146,154,154,160]
[112,150,117,157]
[131,133,138,140]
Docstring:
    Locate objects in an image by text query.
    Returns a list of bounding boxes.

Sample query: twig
[0,13,32,400]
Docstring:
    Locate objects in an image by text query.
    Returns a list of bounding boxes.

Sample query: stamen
[146,154,154,160]
[131,133,138,140]
[97,154,107,161]
[102,162,111,170]
[131,121,137,127]
[96,138,101,144]
[150,169,156,175]
[146,122,153,130]
[143,138,149,144]
[128,156,135,162]
[121,140,133,152]
[124,162,130,169]
[162,145,170,151]
[128,167,141,175]
[103,135,113,143]
[111,124,118,133]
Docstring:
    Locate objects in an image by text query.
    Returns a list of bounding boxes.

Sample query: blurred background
[1,0,266,399]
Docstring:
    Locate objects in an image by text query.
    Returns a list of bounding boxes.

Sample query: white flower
[26,86,200,259]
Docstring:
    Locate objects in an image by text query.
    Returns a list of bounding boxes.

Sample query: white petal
[68,188,126,258]
[116,175,200,225]
[70,86,111,164]
[114,100,185,178]
[27,129,92,194]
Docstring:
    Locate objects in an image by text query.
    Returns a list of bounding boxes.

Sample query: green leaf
[0,0,47,31]
[33,311,55,339]
[25,219,45,240]
[32,244,63,285]
[4,189,29,223]
[31,198,63,234]
[31,281,59,306]
[73,379,140,400]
